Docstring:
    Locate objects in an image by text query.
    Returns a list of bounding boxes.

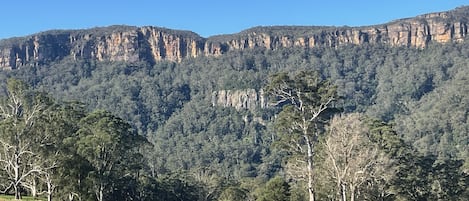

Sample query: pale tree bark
[38,170,57,201]
[0,79,50,199]
[98,184,104,201]
[45,173,54,201]
[305,132,315,201]
[323,113,382,201]
[192,168,223,201]
[44,168,57,201]
[68,192,81,201]
[0,133,42,199]
[281,96,333,201]
[267,72,336,201]
[19,129,61,201]
[22,175,39,198]
[22,170,56,201]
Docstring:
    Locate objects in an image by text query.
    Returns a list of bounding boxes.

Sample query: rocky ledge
[0,6,468,69]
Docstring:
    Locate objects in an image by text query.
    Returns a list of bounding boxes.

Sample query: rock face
[1,6,468,69]
[0,26,205,70]
[211,89,267,110]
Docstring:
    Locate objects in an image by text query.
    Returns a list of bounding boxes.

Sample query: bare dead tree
[322,113,386,201]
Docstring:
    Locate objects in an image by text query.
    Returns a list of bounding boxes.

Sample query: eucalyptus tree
[265,71,337,201]
[32,101,87,201]
[75,110,146,201]
[0,79,54,199]
[322,113,387,201]
[255,177,290,201]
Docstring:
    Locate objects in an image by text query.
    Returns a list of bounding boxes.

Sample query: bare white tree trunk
[266,72,336,201]
[97,184,104,201]
[30,177,38,198]
[68,192,81,201]
[47,181,53,201]
[305,134,315,201]
[342,183,347,201]
[323,113,384,201]
[14,185,21,200]
[44,172,55,201]
[0,80,46,200]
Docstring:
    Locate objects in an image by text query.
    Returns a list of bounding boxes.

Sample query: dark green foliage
[366,118,411,158]
[134,175,203,201]
[73,110,146,201]
[151,175,202,201]
[149,101,268,178]
[391,154,469,200]
[255,177,290,201]
[0,80,150,201]
[218,186,248,201]
[266,71,338,146]
[366,119,469,200]
[1,28,469,200]
[265,71,338,201]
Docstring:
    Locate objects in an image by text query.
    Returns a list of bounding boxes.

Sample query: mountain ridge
[0,6,468,70]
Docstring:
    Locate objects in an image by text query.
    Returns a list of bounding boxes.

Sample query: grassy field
[0,195,44,200]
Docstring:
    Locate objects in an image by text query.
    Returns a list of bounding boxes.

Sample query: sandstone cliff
[211,89,267,110]
[0,6,468,69]
[0,26,206,70]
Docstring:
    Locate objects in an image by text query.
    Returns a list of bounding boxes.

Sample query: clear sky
[0,0,467,39]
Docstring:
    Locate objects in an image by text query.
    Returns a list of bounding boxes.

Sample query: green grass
[0,195,44,200]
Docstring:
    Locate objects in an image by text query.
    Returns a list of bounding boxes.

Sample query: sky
[0,0,468,39]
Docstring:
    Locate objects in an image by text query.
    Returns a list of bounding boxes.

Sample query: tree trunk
[14,160,21,200]
[306,136,315,201]
[47,179,53,201]
[301,115,316,201]
[68,192,79,201]
[14,185,21,200]
[308,187,315,201]
[342,183,347,201]
[336,179,342,200]
[350,186,355,201]
[98,184,104,201]
[31,178,38,198]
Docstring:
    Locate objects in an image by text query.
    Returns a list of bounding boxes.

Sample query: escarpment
[1,6,468,70]
[211,89,267,110]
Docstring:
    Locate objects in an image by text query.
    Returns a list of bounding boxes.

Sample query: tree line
[0,37,469,200]
[0,79,205,201]
[265,71,468,201]
[2,70,468,200]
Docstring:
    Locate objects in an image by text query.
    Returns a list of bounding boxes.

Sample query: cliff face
[0,26,206,70]
[0,7,468,69]
[211,89,267,110]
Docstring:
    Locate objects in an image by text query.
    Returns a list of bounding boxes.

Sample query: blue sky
[0,0,467,39]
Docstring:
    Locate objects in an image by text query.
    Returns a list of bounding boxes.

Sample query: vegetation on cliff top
[0,7,469,200]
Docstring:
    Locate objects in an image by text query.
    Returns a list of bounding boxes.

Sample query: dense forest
[0,24,469,200]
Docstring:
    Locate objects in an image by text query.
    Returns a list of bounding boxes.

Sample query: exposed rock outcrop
[211,89,267,110]
[0,26,205,70]
[0,6,468,70]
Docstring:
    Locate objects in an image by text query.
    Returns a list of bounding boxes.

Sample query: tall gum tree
[265,71,337,201]
[321,113,387,201]
[75,110,146,201]
[0,79,51,199]
[29,102,86,201]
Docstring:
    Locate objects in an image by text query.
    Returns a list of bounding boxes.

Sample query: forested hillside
[0,7,469,201]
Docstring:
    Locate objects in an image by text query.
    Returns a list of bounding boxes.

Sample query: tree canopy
[0,35,469,200]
